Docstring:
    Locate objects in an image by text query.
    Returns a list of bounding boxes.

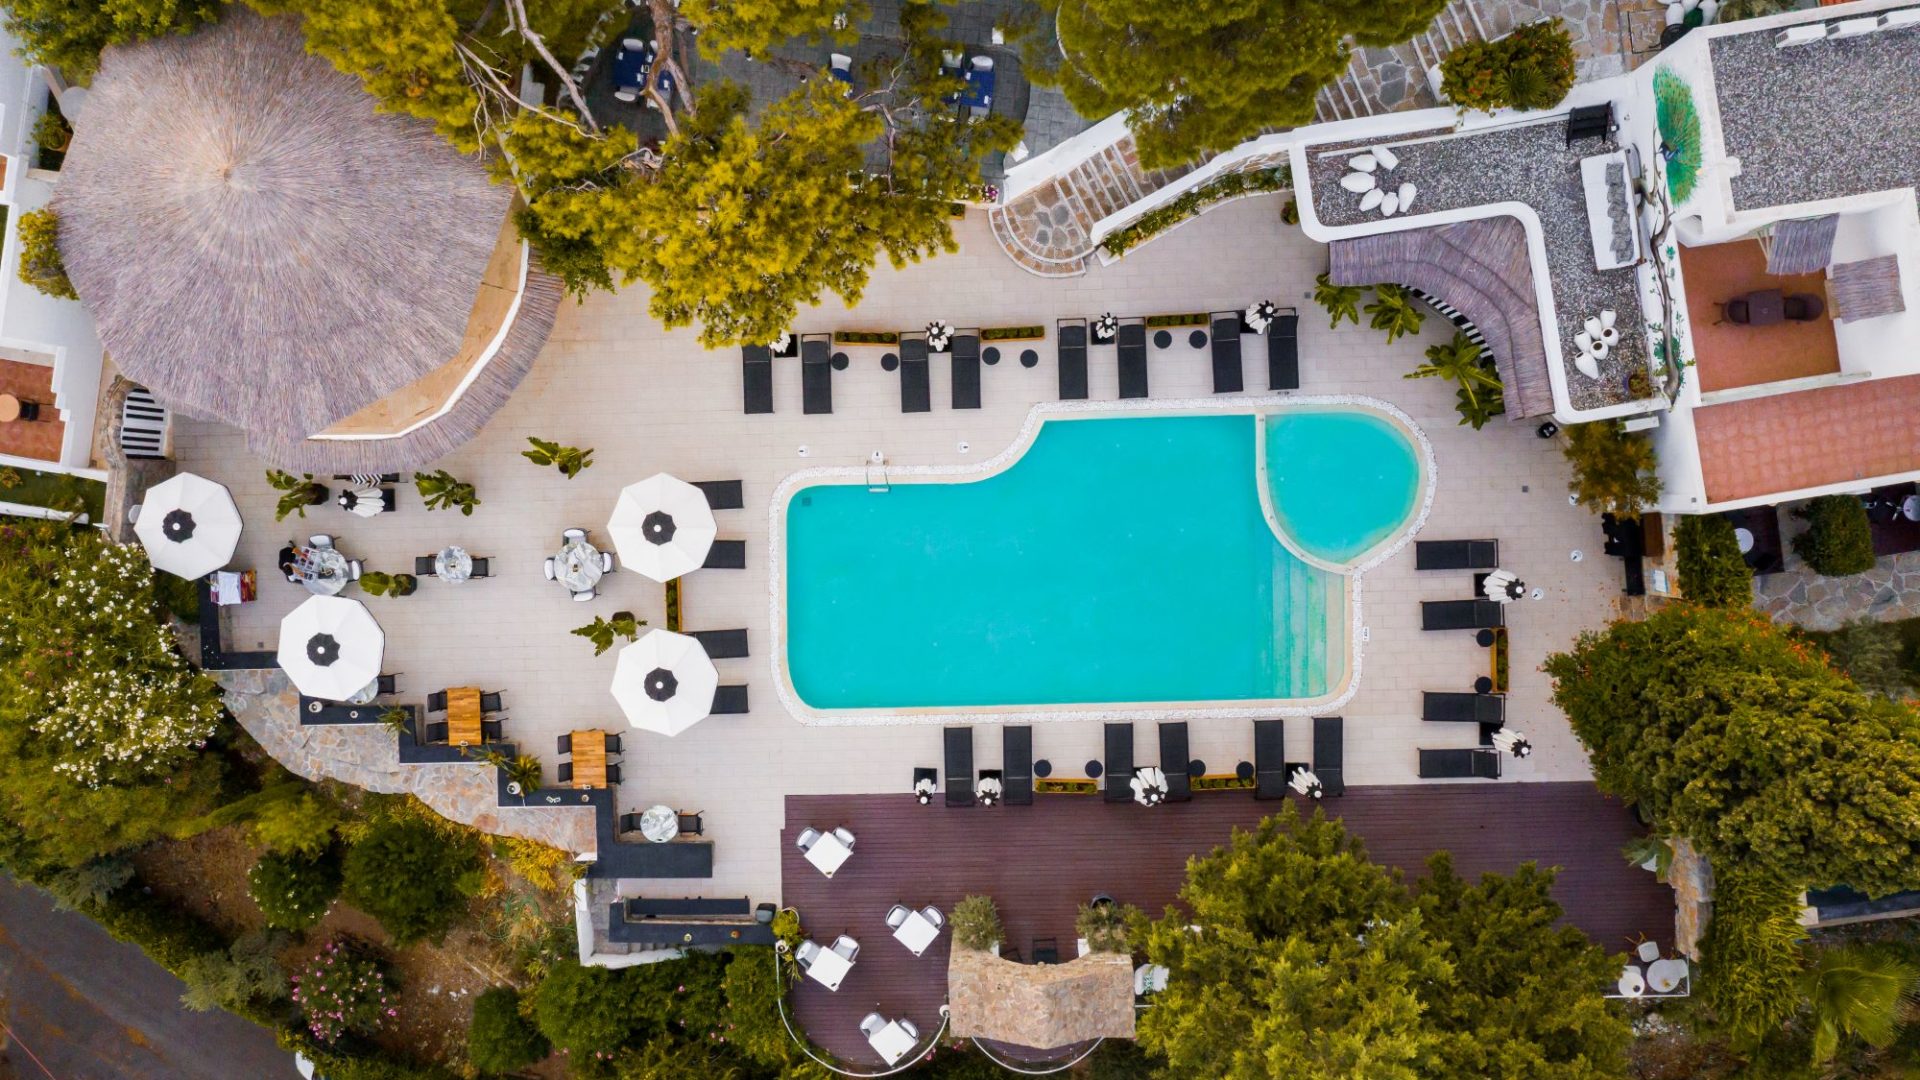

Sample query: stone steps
[1316,0,1489,122]
[988,131,1199,277]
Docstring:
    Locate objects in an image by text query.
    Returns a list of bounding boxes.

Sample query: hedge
[832,330,898,345]
[1100,165,1292,258]
[1793,495,1876,577]
[1675,514,1753,607]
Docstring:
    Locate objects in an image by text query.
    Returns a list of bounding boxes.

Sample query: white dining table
[805,832,853,877]
[806,946,853,991]
[434,545,472,583]
[638,804,678,843]
[868,1020,916,1065]
[1646,957,1689,993]
[893,910,940,956]
[555,538,605,593]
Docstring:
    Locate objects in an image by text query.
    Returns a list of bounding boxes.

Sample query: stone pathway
[1755,552,1920,632]
[215,668,596,853]
[987,134,1199,277]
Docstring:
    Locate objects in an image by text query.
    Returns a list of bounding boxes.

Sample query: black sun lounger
[945,726,975,807]
[1422,691,1504,725]
[1209,312,1244,393]
[951,329,982,410]
[1159,721,1192,801]
[1103,723,1134,803]
[1254,718,1288,799]
[1057,318,1088,400]
[1003,725,1033,806]
[1415,539,1500,571]
[801,333,833,414]
[690,629,749,659]
[710,685,749,714]
[1268,307,1300,390]
[691,480,744,510]
[1422,599,1504,631]
[1313,716,1345,796]
[900,332,931,413]
[742,344,774,414]
[703,540,746,569]
[1117,319,1149,399]
[1419,747,1502,779]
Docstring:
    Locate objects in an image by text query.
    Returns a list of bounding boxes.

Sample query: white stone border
[765,395,1436,727]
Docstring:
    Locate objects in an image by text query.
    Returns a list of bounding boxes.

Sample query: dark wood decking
[782,782,1670,1066]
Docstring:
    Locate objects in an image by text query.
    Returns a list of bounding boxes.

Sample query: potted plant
[1092,313,1118,343]
[414,469,480,515]
[1075,900,1138,953]
[267,469,327,521]
[926,321,953,352]
[571,611,645,656]
[358,571,417,598]
[951,895,1003,952]
[378,707,413,737]
[33,111,71,155]
[522,437,595,479]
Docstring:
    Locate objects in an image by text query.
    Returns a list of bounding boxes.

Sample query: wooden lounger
[1159,721,1192,801]
[1422,691,1504,725]
[899,333,931,413]
[801,334,833,415]
[1117,320,1148,399]
[1418,747,1502,779]
[1422,599,1504,631]
[945,726,975,807]
[1103,723,1134,803]
[1253,718,1288,799]
[1415,539,1499,571]
[742,344,774,414]
[951,330,982,410]
[1209,313,1243,393]
[1057,318,1088,400]
[1003,725,1033,806]
[1313,716,1345,796]
[1267,308,1299,390]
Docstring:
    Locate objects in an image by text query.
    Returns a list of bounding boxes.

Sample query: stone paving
[1755,553,1920,632]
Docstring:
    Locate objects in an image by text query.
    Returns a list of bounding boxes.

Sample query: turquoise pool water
[1263,411,1423,565]
[782,410,1419,711]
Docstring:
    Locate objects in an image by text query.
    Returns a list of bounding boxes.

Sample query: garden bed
[832,330,898,346]
[1036,778,1099,795]
[0,465,106,519]
[1097,165,1292,260]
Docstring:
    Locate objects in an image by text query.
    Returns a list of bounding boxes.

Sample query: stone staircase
[1314,0,1489,122]
[987,135,1201,278]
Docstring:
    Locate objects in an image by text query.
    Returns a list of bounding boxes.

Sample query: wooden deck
[781,782,1670,1066]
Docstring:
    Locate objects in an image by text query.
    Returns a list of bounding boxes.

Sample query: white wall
[1827,201,1920,379]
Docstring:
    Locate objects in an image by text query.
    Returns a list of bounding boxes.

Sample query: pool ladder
[866,452,890,492]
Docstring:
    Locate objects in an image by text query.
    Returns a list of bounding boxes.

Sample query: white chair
[1635,939,1661,964]
[622,36,645,50]
[972,55,994,71]
[830,53,852,76]
[921,905,943,927]
[614,88,639,103]
[1617,964,1647,998]
[859,1012,886,1037]
[832,934,860,961]
[795,940,821,968]
[563,527,587,542]
[796,827,822,851]
[308,534,333,549]
[347,560,363,580]
[600,551,615,573]
[898,1018,919,1039]
[886,904,911,929]
[833,826,856,848]
[543,558,557,580]
[572,588,595,602]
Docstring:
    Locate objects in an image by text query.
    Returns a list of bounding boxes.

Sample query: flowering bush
[291,939,394,1044]
[248,850,341,930]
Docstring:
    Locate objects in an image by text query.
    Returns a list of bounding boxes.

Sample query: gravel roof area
[1712,22,1920,211]
[1307,122,1648,411]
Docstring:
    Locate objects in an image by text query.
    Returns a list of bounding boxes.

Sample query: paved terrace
[1306,119,1649,412]
[172,196,1630,910]
[782,784,1671,1066]
[1712,19,1920,212]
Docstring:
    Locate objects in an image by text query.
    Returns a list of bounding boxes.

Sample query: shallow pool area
[778,405,1425,716]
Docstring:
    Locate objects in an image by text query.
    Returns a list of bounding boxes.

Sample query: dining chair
[898,1019,919,1040]
[795,827,821,851]
[308,534,333,549]
[605,733,622,754]
[563,527,587,542]
[347,560,363,580]
[605,763,621,785]
[600,551,615,573]
[859,1013,886,1038]
[557,734,572,756]
[543,557,557,581]
[885,904,911,929]
[831,935,860,961]
[921,905,944,927]
[795,940,821,968]
[558,763,574,784]
[832,826,856,848]
[572,588,595,602]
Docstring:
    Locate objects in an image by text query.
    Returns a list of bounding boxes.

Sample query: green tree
[1818,619,1911,699]
[0,0,217,81]
[950,894,1003,951]
[1407,331,1504,429]
[1045,0,1448,167]
[522,436,594,479]
[1802,944,1920,1064]
[1439,19,1576,113]
[43,855,134,911]
[177,929,289,1012]
[681,0,861,57]
[1561,420,1661,517]
[468,986,551,1074]
[248,791,344,857]
[266,469,328,521]
[1793,494,1876,577]
[248,849,342,930]
[530,957,649,1054]
[1546,604,1920,898]
[341,817,485,944]
[1675,514,1753,608]
[1698,869,1806,1047]
[16,208,78,300]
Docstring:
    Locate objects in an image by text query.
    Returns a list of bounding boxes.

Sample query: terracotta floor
[0,358,63,462]
[1680,240,1839,393]
[1695,371,1920,504]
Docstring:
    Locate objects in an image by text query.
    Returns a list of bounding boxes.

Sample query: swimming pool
[776,402,1427,717]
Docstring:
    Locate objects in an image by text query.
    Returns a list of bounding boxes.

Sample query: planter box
[833,331,899,346]
[1036,778,1099,795]
[1193,774,1255,793]
[665,578,682,633]
[1145,313,1209,328]
[982,326,1046,342]
[1489,627,1510,693]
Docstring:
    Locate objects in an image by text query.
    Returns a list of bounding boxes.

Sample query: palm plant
[571,611,645,656]
[473,748,545,796]
[414,470,480,515]
[951,895,1003,952]
[1364,283,1426,343]
[1408,332,1505,429]
[1313,273,1363,328]
[266,469,327,521]
[378,707,413,737]
[1801,945,1920,1063]
[522,437,595,479]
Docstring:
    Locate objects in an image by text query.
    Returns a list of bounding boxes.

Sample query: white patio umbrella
[608,473,717,583]
[133,471,242,579]
[612,629,720,736]
[277,595,384,701]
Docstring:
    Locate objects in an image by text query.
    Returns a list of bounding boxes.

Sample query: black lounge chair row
[902,330,984,412]
[1418,748,1502,779]
[1415,539,1499,571]
[1209,309,1301,393]
[741,335,835,414]
[1421,691,1504,725]
[931,727,1037,807]
[1422,599,1505,631]
[1253,716,1345,797]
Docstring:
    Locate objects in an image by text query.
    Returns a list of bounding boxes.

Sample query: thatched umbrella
[53,9,537,468]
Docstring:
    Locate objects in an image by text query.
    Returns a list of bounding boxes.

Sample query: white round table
[435,545,472,583]
[638,804,678,843]
[1646,957,1688,993]
[1734,527,1755,554]
[299,546,351,596]
[1617,965,1646,998]
[345,678,379,705]
[556,539,605,593]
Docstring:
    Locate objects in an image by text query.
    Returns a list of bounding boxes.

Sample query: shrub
[1441,20,1576,112]
[1561,421,1661,517]
[292,938,395,1044]
[530,957,645,1054]
[1793,495,1876,577]
[1312,273,1363,328]
[249,791,344,857]
[1818,619,1911,698]
[1699,870,1805,1047]
[467,986,549,1074]
[1075,901,1140,953]
[951,895,1003,952]
[178,929,289,1013]
[15,208,76,300]
[32,110,69,153]
[341,818,485,945]
[1675,514,1753,607]
[249,850,342,931]
[832,330,898,345]
[571,611,644,656]
[1099,166,1290,258]
[267,469,327,521]
[980,325,1044,341]
[1363,283,1425,343]
[43,856,134,911]
[722,949,796,1068]
[413,470,479,515]
[522,437,594,479]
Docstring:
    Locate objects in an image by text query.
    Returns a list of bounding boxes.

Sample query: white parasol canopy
[277,595,384,701]
[608,474,717,583]
[612,629,720,736]
[133,471,242,579]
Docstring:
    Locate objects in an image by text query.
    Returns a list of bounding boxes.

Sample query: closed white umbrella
[608,474,717,583]
[277,595,383,701]
[612,629,719,736]
[133,471,242,579]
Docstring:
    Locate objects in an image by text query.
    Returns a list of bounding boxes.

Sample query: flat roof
[1711,20,1920,211]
